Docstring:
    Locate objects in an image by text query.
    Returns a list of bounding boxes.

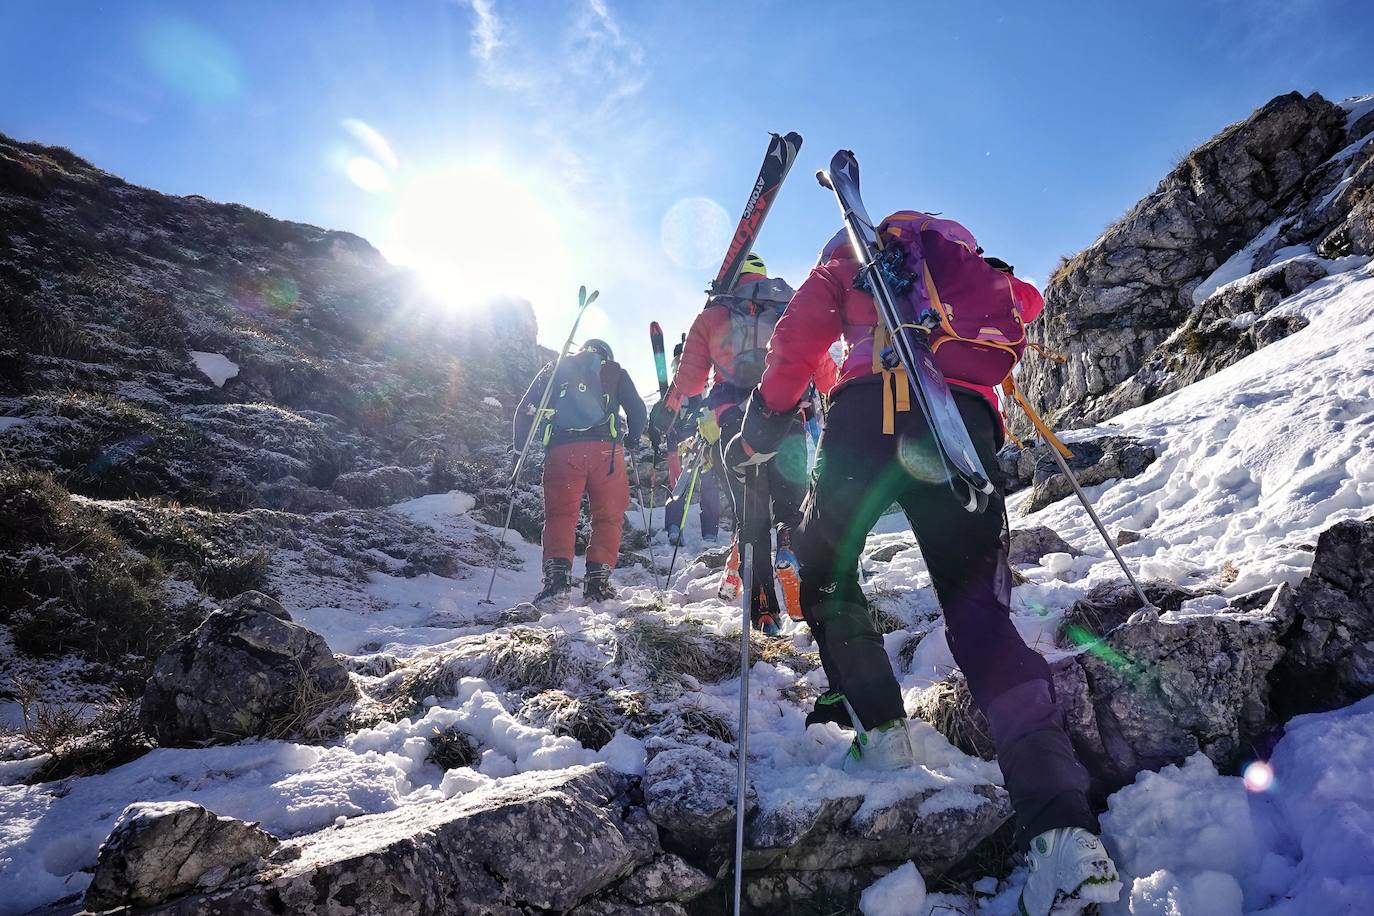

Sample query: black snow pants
[795,377,1097,847]
[716,407,807,623]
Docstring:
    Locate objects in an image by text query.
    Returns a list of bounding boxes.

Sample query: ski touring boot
[583,562,617,603]
[534,558,573,604]
[805,690,852,729]
[774,528,803,621]
[718,538,742,600]
[841,714,918,773]
[1018,827,1122,916]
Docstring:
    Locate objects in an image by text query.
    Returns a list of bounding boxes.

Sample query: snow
[1342,93,1374,130]
[482,396,502,408]
[188,350,239,387]
[1192,219,1282,305]
[1100,696,1374,915]
[860,861,927,916]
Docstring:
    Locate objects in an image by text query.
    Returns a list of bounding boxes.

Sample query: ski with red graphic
[710,132,803,296]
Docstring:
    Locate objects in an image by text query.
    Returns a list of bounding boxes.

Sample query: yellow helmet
[741,252,766,276]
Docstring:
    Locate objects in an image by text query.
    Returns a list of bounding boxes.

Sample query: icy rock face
[140,591,357,745]
[1272,519,1374,711]
[1021,91,1350,429]
[85,801,279,911]
[139,766,658,915]
[999,435,1157,512]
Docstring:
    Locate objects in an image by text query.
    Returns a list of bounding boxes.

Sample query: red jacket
[757,250,1044,416]
[666,272,801,416]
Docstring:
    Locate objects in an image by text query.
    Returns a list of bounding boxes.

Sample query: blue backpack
[547,350,613,436]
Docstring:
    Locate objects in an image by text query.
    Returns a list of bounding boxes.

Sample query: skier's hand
[723,432,775,477]
[648,401,674,440]
[724,389,793,476]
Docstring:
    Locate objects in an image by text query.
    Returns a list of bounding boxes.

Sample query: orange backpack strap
[1001,377,1073,459]
[870,324,911,435]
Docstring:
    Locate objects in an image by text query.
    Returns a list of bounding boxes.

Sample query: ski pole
[629,455,662,590]
[481,287,599,604]
[1041,439,1158,621]
[732,468,755,915]
[664,438,706,587]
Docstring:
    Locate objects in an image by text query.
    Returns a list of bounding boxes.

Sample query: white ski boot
[841,717,917,772]
[1018,827,1122,915]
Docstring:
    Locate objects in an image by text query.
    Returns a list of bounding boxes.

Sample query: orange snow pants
[541,440,629,566]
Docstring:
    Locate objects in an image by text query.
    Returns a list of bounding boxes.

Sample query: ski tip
[816,169,833,189]
[586,289,600,305]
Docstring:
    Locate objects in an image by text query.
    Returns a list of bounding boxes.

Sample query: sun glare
[386,162,573,314]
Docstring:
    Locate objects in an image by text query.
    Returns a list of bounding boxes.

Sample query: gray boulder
[1272,519,1374,712]
[643,743,755,877]
[1009,526,1082,565]
[141,591,357,745]
[138,765,656,915]
[1071,604,1286,791]
[616,853,716,905]
[868,538,917,563]
[85,802,278,910]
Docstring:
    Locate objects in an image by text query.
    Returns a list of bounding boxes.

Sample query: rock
[868,538,917,563]
[138,766,654,915]
[85,802,278,910]
[1008,526,1082,565]
[1059,578,1196,639]
[642,744,754,877]
[1019,92,1349,429]
[743,866,890,916]
[1019,436,1157,513]
[743,773,1009,876]
[1116,529,1142,546]
[140,591,358,745]
[1271,519,1374,713]
[1072,610,1285,792]
[500,602,544,625]
[694,543,734,570]
[330,465,420,508]
[567,902,689,916]
[615,853,715,904]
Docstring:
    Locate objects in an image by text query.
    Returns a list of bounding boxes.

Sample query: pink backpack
[876,211,1027,386]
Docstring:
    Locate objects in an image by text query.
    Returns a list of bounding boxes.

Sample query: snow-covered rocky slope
[3,94,1374,915]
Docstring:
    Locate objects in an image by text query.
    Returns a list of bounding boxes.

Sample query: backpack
[547,350,614,435]
[874,211,1027,386]
[715,277,794,390]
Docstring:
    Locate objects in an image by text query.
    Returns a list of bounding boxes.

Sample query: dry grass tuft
[909,671,995,760]
[427,725,479,770]
[615,615,739,685]
[520,687,655,751]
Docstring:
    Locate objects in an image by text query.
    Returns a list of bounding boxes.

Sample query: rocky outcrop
[643,743,754,876]
[1021,92,1352,429]
[85,802,279,911]
[140,591,357,745]
[133,766,660,915]
[1008,526,1082,565]
[1271,519,1374,714]
[1000,435,1157,512]
[1087,256,1324,418]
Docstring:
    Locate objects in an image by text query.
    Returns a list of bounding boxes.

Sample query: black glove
[722,389,794,475]
[649,401,674,442]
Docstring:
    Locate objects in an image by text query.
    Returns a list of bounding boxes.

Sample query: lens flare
[140,19,240,105]
[661,197,732,270]
[345,156,390,192]
[1243,760,1274,793]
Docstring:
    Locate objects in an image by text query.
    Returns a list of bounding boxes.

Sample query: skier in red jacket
[650,254,806,633]
[724,229,1121,915]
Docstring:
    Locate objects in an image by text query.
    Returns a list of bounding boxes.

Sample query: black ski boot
[583,562,617,602]
[534,558,572,604]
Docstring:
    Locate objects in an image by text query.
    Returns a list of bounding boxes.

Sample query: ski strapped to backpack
[817,151,994,513]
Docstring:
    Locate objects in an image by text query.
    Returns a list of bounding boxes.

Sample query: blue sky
[3,0,1371,384]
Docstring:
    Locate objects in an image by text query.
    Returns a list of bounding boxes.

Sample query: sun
[384,160,574,314]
